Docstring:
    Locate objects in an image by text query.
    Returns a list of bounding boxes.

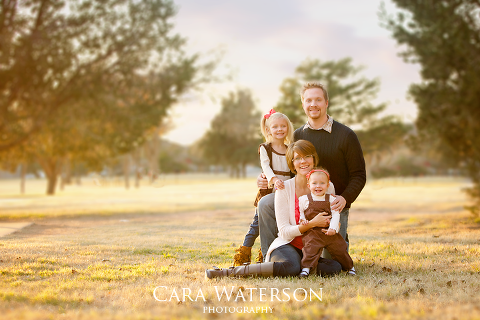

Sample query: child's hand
[274,179,284,190]
[300,219,309,226]
[257,173,268,189]
[323,228,336,236]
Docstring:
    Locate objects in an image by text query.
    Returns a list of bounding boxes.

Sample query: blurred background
[1,0,479,217]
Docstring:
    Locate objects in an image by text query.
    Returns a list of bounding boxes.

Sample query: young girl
[298,168,355,277]
[233,109,294,266]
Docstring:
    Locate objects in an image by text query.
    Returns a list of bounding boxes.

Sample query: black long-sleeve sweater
[294,120,366,208]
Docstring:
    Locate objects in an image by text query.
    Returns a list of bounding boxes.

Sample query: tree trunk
[234,165,240,179]
[46,174,58,195]
[60,157,73,191]
[45,162,59,196]
[63,158,72,185]
[135,169,140,188]
[124,154,130,189]
[75,173,81,186]
[37,156,60,195]
[20,163,26,194]
[60,160,65,191]
[133,148,141,189]
[364,154,373,182]
[147,134,160,183]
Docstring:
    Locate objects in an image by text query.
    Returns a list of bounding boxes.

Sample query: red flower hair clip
[264,108,276,119]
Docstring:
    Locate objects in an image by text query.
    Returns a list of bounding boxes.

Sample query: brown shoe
[233,246,251,266]
[255,249,263,263]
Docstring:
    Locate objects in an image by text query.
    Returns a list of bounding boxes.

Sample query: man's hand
[331,195,346,212]
[257,173,269,189]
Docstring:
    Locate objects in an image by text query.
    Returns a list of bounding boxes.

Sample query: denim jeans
[270,243,342,277]
[242,209,259,247]
[257,193,277,256]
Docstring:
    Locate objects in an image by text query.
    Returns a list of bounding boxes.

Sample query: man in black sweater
[257,82,366,257]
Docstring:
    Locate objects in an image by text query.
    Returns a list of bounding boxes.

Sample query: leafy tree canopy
[199,89,261,177]
[0,0,214,194]
[274,58,408,159]
[380,0,480,217]
[275,58,386,129]
[0,0,208,151]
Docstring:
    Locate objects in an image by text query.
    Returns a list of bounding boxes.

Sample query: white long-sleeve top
[259,145,291,187]
[298,194,340,233]
[264,178,336,262]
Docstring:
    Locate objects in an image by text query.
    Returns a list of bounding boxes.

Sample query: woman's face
[292,152,314,176]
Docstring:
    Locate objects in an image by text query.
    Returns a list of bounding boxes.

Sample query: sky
[163,0,421,146]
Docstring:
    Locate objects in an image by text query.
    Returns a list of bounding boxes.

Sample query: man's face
[302,88,328,121]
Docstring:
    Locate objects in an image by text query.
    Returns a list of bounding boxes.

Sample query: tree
[0,140,37,193]
[0,0,199,151]
[21,63,202,195]
[199,89,261,178]
[275,58,409,170]
[381,0,480,218]
[1,0,214,195]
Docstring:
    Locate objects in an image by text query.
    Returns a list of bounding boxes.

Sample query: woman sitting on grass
[206,140,342,278]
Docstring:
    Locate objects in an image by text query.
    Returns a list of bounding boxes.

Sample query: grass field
[0,175,479,319]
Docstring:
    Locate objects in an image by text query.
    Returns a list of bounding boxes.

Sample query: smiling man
[257,81,366,257]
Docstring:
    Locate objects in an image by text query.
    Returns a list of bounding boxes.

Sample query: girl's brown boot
[233,246,251,266]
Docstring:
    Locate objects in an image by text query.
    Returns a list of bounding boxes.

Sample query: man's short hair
[300,82,329,102]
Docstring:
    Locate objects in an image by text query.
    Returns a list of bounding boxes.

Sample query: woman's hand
[298,212,330,234]
[309,212,331,228]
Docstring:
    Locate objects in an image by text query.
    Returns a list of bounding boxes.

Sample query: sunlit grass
[0,176,479,319]
[0,174,258,220]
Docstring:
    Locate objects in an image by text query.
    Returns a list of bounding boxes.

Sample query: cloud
[165,0,421,145]
[174,0,305,43]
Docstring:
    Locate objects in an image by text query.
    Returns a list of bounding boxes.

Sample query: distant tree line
[197,57,415,179]
[3,0,477,216]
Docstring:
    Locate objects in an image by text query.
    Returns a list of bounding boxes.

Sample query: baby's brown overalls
[301,193,353,271]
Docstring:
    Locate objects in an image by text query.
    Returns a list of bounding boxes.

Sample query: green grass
[0,174,258,220]
[0,176,479,319]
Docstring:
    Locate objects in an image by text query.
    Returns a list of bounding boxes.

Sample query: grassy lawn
[0,175,479,319]
[0,174,258,219]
